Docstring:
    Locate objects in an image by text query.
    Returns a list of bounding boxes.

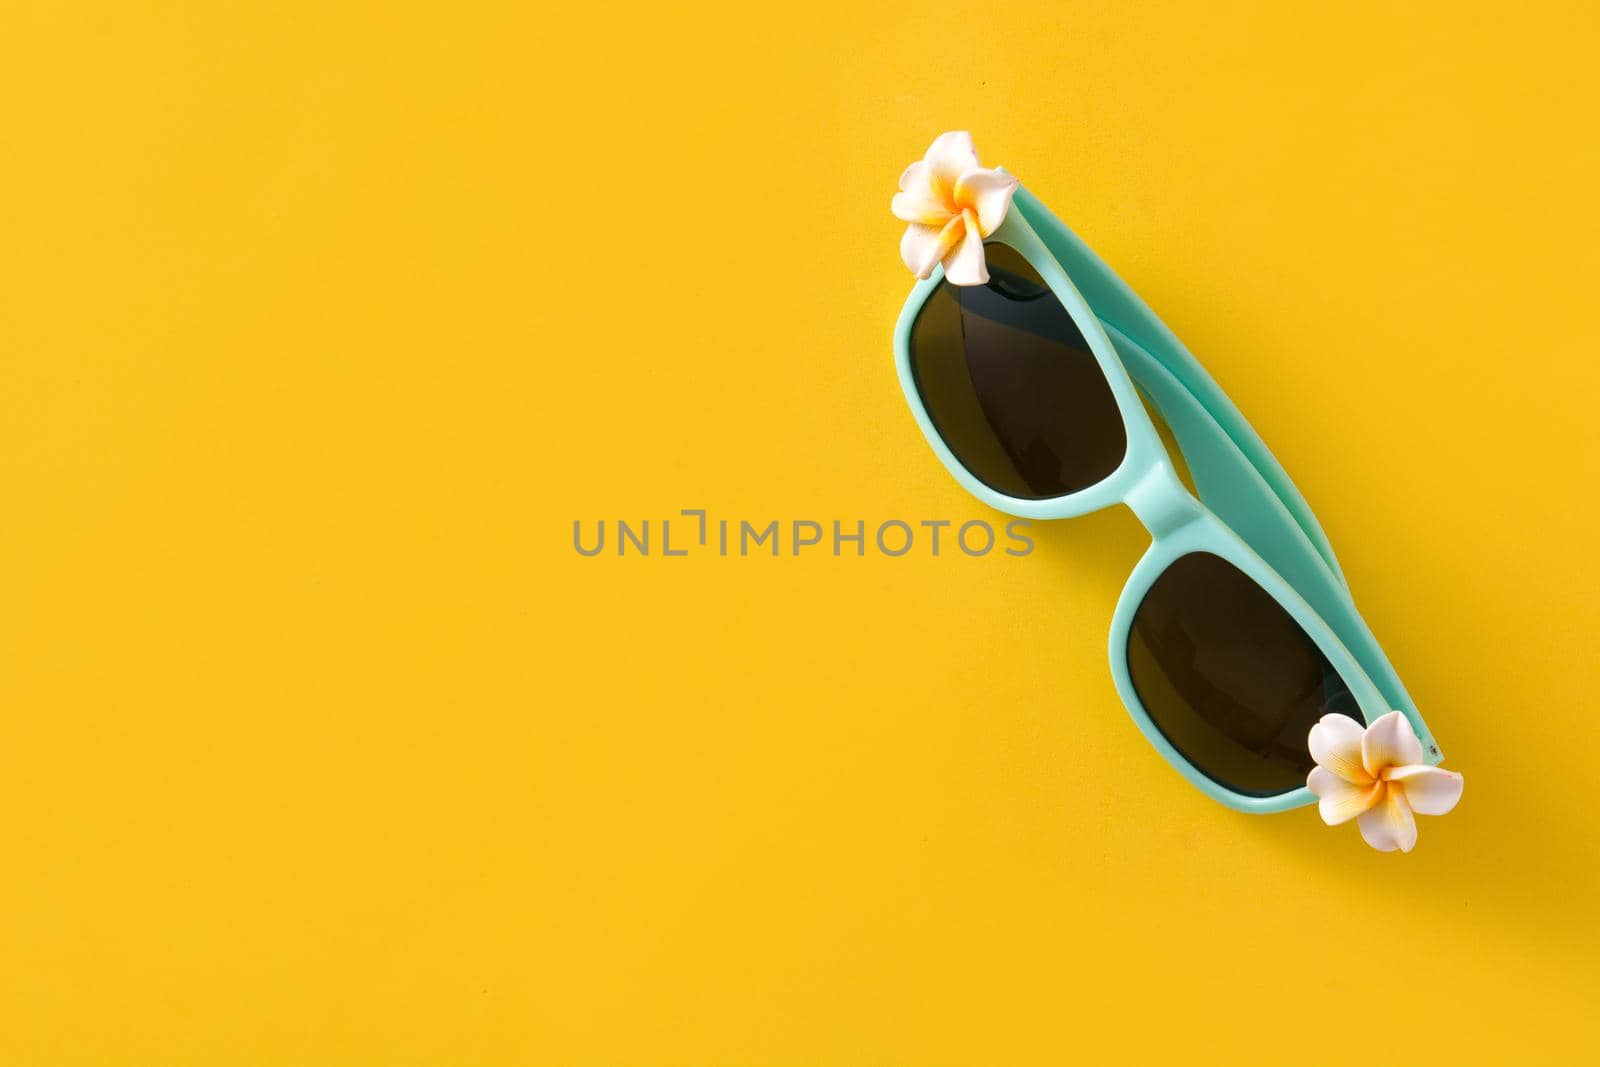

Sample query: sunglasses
[893,183,1444,812]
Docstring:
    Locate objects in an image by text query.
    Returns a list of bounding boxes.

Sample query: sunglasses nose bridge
[1124,460,1202,539]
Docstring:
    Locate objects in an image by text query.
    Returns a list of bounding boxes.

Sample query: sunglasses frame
[892,184,1442,813]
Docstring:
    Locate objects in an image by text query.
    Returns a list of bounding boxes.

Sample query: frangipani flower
[1307,711,1463,853]
[893,131,1020,286]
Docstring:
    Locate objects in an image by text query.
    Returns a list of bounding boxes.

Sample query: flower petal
[924,131,980,190]
[1308,713,1370,785]
[898,159,931,192]
[1308,766,1382,826]
[901,217,965,279]
[1387,765,1464,817]
[1361,710,1423,777]
[1357,785,1418,853]
[953,168,1020,236]
[894,160,956,225]
[940,210,987,286]
[892,190,954,226]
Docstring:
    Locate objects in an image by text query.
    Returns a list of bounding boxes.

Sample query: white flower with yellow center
[893,131,1020,286]
[1307,711,1463,853]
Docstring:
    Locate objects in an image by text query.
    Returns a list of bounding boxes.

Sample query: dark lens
[908,243,1127,499]
[1126,552,1362,796]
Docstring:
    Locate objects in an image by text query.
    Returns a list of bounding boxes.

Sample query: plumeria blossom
[893,131,1020,286]
[1306,711,1463,853]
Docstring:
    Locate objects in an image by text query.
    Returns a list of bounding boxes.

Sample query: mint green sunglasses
[893,185,1443,813]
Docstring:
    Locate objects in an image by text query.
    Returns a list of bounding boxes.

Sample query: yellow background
[3,1,1598,1062]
